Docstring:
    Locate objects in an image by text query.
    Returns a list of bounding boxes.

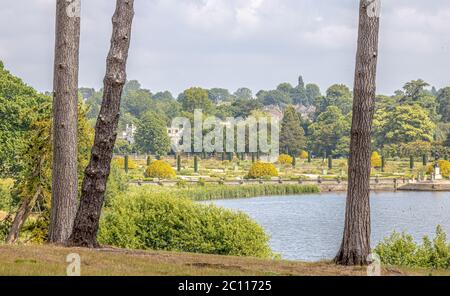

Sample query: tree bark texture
[49,0,81,244]
[68,0,134,248]
[335,0,381,265]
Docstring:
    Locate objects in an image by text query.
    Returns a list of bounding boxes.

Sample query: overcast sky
[1,0,449,96]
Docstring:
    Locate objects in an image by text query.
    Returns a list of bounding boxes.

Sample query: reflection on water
[203,191,450,261]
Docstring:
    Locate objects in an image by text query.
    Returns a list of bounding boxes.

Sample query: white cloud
[303,25,355,49]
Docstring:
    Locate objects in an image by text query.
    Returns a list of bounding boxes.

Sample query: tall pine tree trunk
[68,0,134,248]
[335,0,381,266]
[49,0,81,244]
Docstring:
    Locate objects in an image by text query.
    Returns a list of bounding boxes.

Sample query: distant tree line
[80,76,450,159]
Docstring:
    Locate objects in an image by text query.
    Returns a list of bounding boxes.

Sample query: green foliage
[333,136,350,156]
[178,87,213,114]
[122,86,153,118]
[0,215,12,242]
[426,160,450,178]
[208,88,233,103]
[229,98,262,118]
[315,84,353,115]
[197,178,206,187]
[400,79,439,121]
[104,163,129,206]
[113,157,137,170]
[21,213,49,244]
[399,141,432,158]
[375,105,435,146]
[257,89,291,106]
[0,99,94,243]
[304,84,321,106]
[0,63,48,177]
[80,77,448,163]
[114,139,133,155]
[234,88,253,101]
[178,184,320,201]
[98,189,273,258]
[135,111,171,156]
[438,87,450,123]
[375,226,450,269]
[280,106,306,155]
[0,179,14,211]
[309,106,350,155]
[85,90,103,122]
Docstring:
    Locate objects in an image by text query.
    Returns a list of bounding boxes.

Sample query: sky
[0,0,449,97]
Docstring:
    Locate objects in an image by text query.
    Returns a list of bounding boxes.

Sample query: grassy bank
[177,184,320,201]
[1,244,447,276]
[130,184,320,202]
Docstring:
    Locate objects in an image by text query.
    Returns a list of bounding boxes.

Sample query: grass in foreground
[0,244,448,276]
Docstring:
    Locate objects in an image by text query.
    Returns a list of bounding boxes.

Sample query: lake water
[203,192,450,261]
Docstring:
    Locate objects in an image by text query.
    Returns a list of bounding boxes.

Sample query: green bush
[374,226,450,269]
[98,189,273,258]
[105,164,129,206]
[0,215,12,242]
[0,179,14,211]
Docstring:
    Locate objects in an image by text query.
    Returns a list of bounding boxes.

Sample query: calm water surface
[203,192,450,261]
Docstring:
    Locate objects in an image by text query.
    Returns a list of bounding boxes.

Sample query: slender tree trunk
[49,0,81,244]
[335,0,381,266]
[68,0,134,248]
[6,187,42,244]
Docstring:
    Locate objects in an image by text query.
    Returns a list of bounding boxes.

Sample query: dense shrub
[113,157,137,170]
[0,179,14,211]
[247,162,278,179]
[104,164,129,206]
[98,190,273,258]
[278,154,293,166]
[145,160,176,179]
[0,215,12,242]
[299,150,309,159]
[426,160,450,178]
[374,226,450,269]
[399,141,432,158]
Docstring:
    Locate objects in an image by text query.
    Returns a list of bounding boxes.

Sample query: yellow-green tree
[371,152,382,168]
[6,100,94,243]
